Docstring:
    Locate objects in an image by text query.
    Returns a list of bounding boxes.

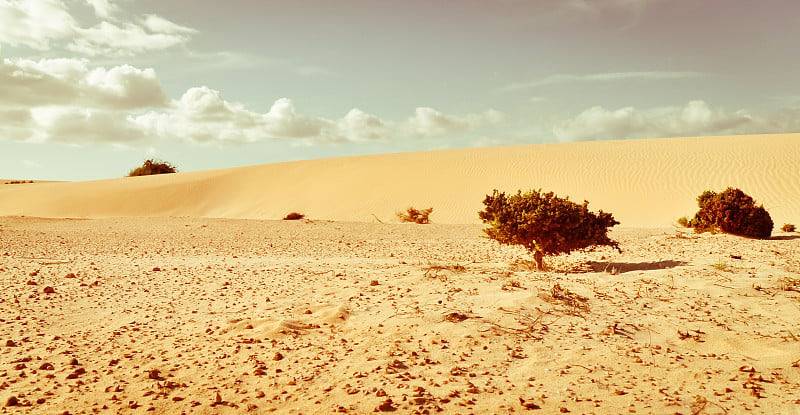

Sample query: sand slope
[1,134,798,227]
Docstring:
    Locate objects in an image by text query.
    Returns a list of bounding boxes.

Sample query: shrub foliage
[128,159,177,177]
[782,223,796,233]
[479,189,620,269]
[688,187,773,238]
[397,207,433,224]
[283,212,305,220]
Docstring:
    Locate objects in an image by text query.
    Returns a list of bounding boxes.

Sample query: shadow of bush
[587,260,687,274]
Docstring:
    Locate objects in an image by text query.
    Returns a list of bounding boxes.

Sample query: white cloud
[84,0,116,18]
[0,0,77,50]
[0,0,196,56]
[0,57,168,109]
[331,109,390,142]
[502,71,708,91]
[564,0,660,13]
[140,14,194,35]
[405,107,506,138]
[70,19,196,56]
[0,53,504,146]
[28,106,146,144]
[133,87,505,145]
[553,100,800,141]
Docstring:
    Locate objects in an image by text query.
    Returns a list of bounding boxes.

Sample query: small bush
[128,159,177,177]
[688,187,772,238]
[676,216,690,228]
[283,212,305,220]
[397,207,433,224]
[782,223,796,232]
[479,189,620,269]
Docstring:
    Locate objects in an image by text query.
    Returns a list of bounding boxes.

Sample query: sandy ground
[1,217,799,414]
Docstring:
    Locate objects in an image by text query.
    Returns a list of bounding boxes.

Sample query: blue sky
[1,0,799,181]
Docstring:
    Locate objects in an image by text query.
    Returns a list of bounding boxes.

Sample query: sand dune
[1,134,798,227]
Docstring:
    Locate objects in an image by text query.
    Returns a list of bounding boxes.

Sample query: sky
[1,0,799,181]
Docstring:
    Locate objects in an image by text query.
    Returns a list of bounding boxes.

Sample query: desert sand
[1,134,800,414]
[0,134,798,227]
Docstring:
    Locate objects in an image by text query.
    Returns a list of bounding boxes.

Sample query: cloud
[0,57,169,109]
[69,18,196,56]
[564,0,661,13]
[84,0,116,18]
[0,0,196,56]
[502,71,708,91]
[406,107,507,138]
[133,87,505,145]
[0,58,164,145]
[0,0,76,50]
[28,106,147,144]
[553,100,800,141]
[0,53,504,146]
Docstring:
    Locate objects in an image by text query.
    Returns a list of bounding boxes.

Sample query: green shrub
[688,187,772,238]
[128,159,177,177]
[676,216,690,228]
[782,223,796,232]
[478,189,620,269]
[283,212,305,220]
[397,207,433,224]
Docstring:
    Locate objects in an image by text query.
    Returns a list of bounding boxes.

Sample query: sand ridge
[1,217,799,413]
[0,134,798,227]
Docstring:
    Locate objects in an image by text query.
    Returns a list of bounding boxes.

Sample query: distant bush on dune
[283,212,305,220]
[128,159,177,177]
[782,223,796,232]
[676,216,691,228]
[687,187,773,239]
[479,189,620,270]
[397,207,433,224]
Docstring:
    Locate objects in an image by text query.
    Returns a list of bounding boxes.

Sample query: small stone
[6,396,19,407]
[152,267,161,272]
[43,286,55,294]
[39,363,54,370]
[26,280,37,285]
[377,399,396,412]
[65,273,76,279]
[273,352,284,361]
[5,340,17,347]
[370,280,379,286]
[69,358,79,366]
[66,368,86,379]
[147,369,160,380]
